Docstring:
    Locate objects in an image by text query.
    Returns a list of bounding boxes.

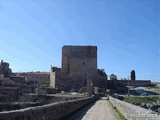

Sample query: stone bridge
[0,96,159,120]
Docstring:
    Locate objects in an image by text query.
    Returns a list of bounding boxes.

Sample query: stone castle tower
[62,46,97,75]
[50,45,107,92]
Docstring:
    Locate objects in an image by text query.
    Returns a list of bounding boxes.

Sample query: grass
[109,100,126,120]
[124,96,160,105]
[41,83,50,88]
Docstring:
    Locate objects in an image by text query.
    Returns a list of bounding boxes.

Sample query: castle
[50,46,107,92]
[50,45,151,92]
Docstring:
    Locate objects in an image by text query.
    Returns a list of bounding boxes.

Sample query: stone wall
[109,96,160,120]
[50,71,87,91]
[36,87,57,94]
[0,96,97,120]
[0,87,19,101]
[93,76,107,88]
[50,70,107,92]
[0,77,10,81]
[116,80,151,87]
[0,79,19,87]
[0,87,19,96]
[20,86,34,93]
[107,80,151,89]
[0,94,84,111]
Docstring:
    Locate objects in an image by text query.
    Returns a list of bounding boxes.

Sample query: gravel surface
[68,97,120,120]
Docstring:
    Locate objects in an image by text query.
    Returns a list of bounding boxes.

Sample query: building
[11,71,50,87]
[50,45,107,92]
[16,72,50,84]
[108,74,117,80]
[11,71,50,84]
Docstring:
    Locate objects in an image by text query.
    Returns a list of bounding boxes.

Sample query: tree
[130,70,136,80]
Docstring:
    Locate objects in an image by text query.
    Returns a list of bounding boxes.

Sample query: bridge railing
[109,96,160,120]
[0,95,98,120]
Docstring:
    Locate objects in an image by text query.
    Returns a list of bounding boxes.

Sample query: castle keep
[50,46,107,91]
[62,46,97,75]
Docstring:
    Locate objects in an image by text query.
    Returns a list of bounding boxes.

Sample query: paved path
[67,97,120,120]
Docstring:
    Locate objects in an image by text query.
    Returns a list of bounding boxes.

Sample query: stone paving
[81,97,120,120]
[68,97,120,120]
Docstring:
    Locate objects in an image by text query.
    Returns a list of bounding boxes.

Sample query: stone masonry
[62,46,97,75]
[0,96,97,120]
[50,45,107,92]
[109,96,160,120]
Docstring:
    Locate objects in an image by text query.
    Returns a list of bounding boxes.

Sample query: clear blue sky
[0,0,159,82]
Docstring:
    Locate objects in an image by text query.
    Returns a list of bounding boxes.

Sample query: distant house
[25,72,50,84]
[12,71,50,85]
[108,74,117,80]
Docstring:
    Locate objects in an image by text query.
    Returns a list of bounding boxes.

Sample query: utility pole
[128,76,130,97]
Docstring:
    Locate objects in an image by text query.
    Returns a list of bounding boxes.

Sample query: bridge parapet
[0,96,97,120]
[109,96,160,120]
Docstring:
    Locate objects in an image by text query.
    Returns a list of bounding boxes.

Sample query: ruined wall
[62,46,97,75]
[0,96,97,120]
[0,61,12,77]
[0,87,19,101]
[109,96,160,120]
